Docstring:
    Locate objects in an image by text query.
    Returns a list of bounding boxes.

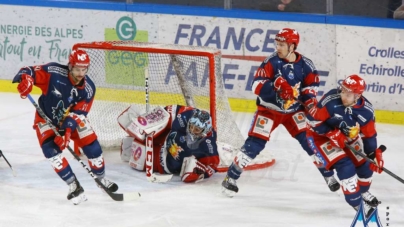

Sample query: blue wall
[1,0,403,29]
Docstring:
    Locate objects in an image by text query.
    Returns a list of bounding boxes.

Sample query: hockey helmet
[275,28,300,49]
[69,49,90,68]
[341,74,366,95]
[186,109,212,144]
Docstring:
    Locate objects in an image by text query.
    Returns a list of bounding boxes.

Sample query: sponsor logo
[132,145,142,161]
[177,114,185,127]
[252,115,272,137]
[137,116,147,126]
[116,16,137,41]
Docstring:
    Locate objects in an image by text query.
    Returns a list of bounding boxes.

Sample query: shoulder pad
[46,63,68,77]
[301,56,317,72]
[319,89,340,107]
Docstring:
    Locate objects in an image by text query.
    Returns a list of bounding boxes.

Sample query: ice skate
[324,175,340,192]
[98,177,119,193]
[221,175,239,198]
[67,178,87,205]
[354,201,376,219]
[362,191,380,207]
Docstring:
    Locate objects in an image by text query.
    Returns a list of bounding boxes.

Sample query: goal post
[72,41,274,172]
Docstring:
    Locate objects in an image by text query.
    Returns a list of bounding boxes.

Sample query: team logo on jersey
[51,100,66,123]
[52,86,62,98]
[332,113,343,120]
[276,82,300,110]
[68,88,78,104]
[167,132,183,160]
[288,70,294,80]
[339,121,360,139]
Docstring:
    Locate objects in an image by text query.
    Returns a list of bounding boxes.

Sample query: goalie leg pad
[128,139,147,171]
[118,105,146,141]
[121,137,134,162]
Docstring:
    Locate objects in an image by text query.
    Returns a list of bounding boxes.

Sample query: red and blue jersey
[306,89,377,155]
[252,52,319,112]
[156,105,219,174]
[13,62,96,127]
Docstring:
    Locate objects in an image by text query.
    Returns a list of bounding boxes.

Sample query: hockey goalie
[118,105,219,183]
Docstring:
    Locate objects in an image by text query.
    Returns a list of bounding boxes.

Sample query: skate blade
[221,186,236,198]
[72,194,88,205]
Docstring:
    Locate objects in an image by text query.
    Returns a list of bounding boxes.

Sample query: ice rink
[0,92,403,227]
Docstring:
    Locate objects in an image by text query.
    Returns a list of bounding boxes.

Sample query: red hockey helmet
[275,28,300,49]
[341,74,366,95]
[69,49,90,68]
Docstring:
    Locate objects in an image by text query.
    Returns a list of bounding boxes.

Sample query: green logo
[116,16,136,41]
[104,17,149,87]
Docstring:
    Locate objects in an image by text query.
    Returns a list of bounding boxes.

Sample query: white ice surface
[0,92,403,227]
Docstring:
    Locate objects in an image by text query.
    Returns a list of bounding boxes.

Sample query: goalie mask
[186,109,212,148]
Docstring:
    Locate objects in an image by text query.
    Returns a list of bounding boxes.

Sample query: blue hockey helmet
[186,109,212,144]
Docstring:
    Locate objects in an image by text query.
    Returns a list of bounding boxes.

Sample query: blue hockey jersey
[155,105,219,175]
[306,89,377,155]
[252,52,319,112]
[12,63,96,127]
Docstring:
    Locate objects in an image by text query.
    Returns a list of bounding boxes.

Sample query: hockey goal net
[72,41,274,172]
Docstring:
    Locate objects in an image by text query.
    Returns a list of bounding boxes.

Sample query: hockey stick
[26,94,141,201]
[144,68,173,183]
[0,150,17,177]
[345,143,404,184]
[298,97,404,184]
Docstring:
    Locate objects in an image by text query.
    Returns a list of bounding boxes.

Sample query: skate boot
[324,175,340,192]
[99,177,119,193]
[221,175,239,198]
[67,178,87,205]
[354,201,377,219]
[362,191,380,207]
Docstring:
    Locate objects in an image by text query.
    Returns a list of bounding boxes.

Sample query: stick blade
[147,173,173,183]
[124,192,141,201]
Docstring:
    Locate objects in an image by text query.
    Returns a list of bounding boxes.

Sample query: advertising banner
[0,5,403,112]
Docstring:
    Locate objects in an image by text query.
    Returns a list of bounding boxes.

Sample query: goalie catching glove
[180,156,214,183]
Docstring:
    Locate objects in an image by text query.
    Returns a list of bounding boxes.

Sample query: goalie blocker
[118,104,220,183]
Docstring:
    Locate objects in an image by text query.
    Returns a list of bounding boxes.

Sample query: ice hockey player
[118,105,219,183]
[305,74,383,218]
[12,49,118,205]
[222,28,339,197]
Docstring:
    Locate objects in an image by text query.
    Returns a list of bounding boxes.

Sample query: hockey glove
[54,128,72,151]
[325,129,347,148]
[304,98,318,111]
[369,148,384,174]
[17,74,34,99]
[180,156,214,183]
[274,76,294,100]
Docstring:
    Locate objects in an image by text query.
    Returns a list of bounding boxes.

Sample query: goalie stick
[345,144,404,184]
[0,150,17,177]
[27,94,141,201]
[144,68,173,183]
